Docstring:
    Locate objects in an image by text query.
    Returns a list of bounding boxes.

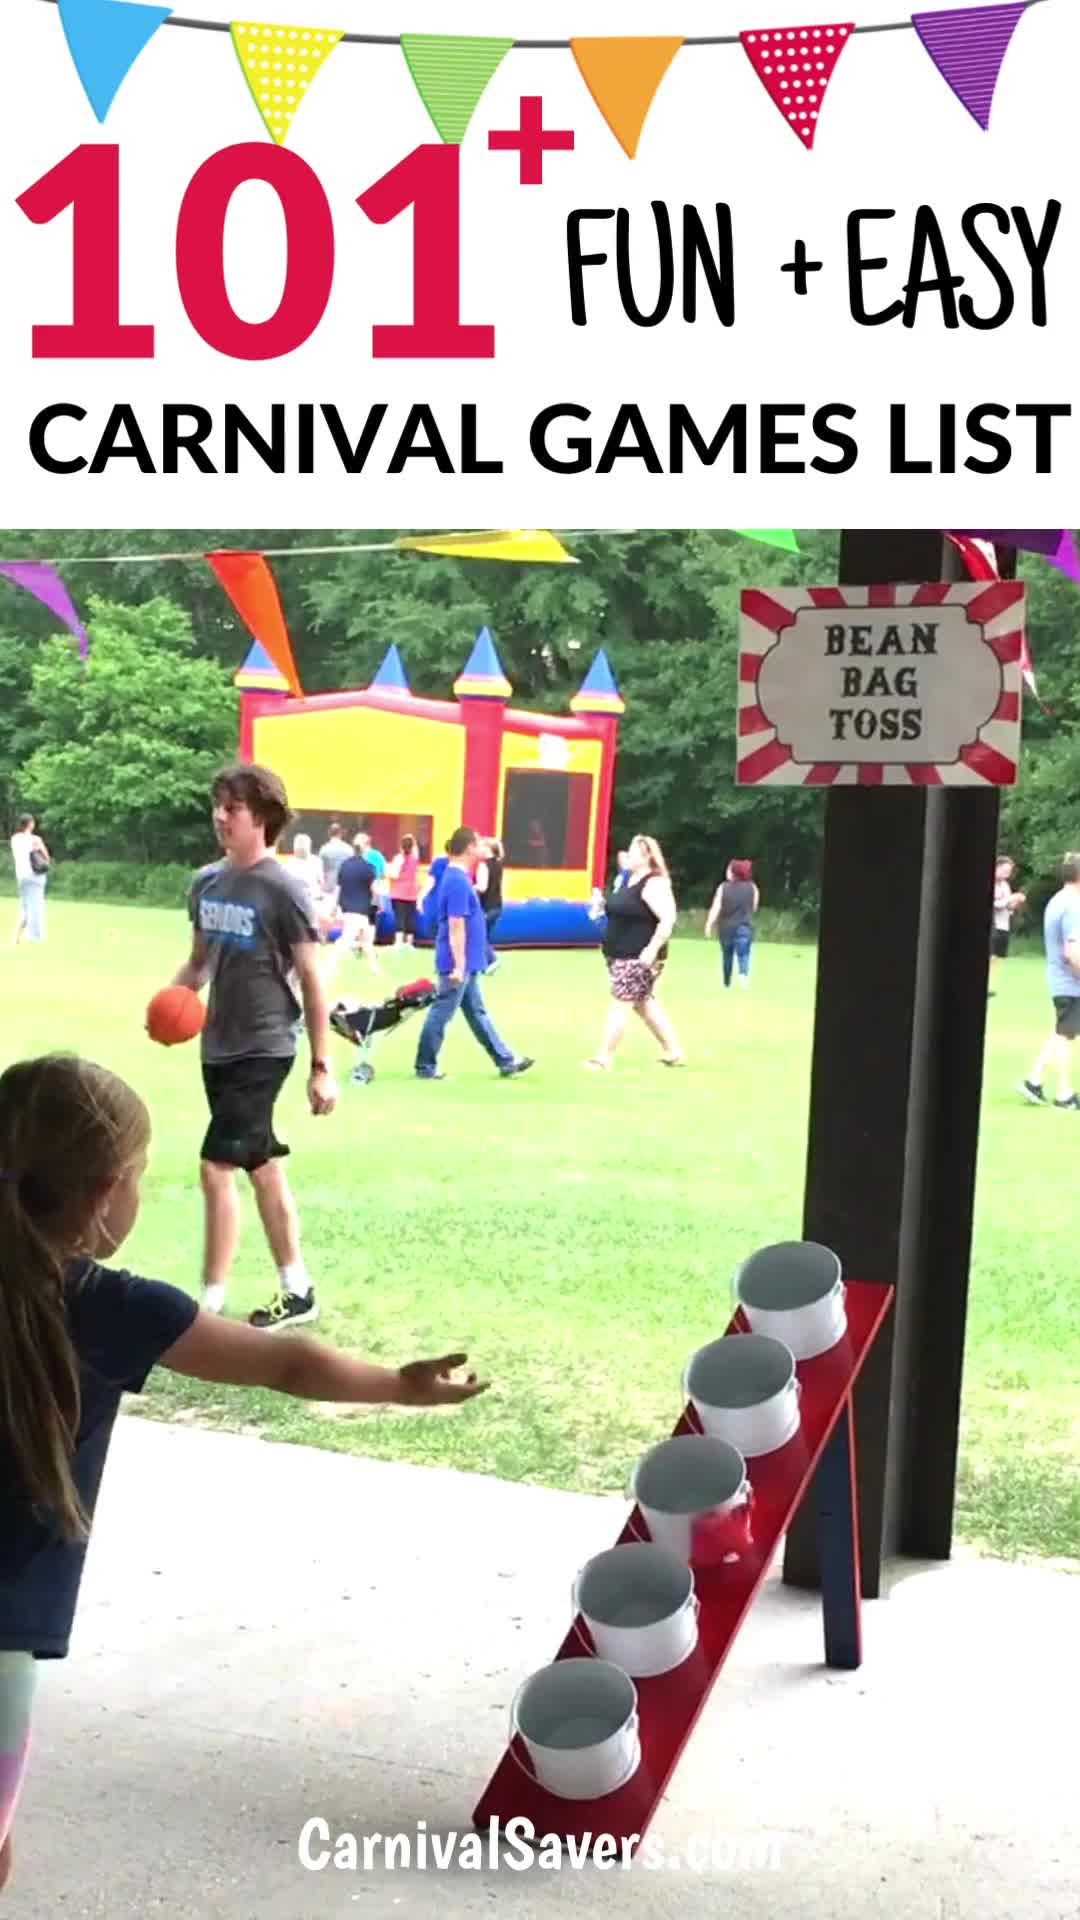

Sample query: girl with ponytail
[0,1054,488,1893]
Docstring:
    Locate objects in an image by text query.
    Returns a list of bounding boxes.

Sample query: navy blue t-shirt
[0,1261,198,1659]
[336,855,376,915]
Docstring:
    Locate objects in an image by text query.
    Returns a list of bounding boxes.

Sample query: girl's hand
[397,1354,490,1405]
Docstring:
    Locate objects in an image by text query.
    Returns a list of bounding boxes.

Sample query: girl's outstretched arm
[159,1313,489,1407]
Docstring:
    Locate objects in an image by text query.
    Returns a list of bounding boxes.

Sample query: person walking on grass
[705,859,759,989]
[989,853,1025,996]
[173,763,337,1330]
[1019,852,1080,1111]
[587,834,683,1070]
[289,833,324,921]
[318,821,352,895]
[414,828,534,1082]
[388,834,420,947]
[336,835,381,976]
[10,814,50,947]
[0,1052,487,1899]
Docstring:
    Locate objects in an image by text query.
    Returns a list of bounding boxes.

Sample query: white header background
[1,0,1077,527]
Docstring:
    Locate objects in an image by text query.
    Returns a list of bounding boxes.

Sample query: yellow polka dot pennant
[230,21,344,144]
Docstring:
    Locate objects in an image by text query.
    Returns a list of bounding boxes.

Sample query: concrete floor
[5,1417,1078,1919]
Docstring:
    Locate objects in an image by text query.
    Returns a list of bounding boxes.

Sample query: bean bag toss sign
[735,582,1025,787]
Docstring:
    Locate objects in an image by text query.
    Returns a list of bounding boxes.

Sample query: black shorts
[991,928,1011,960]
[394,899,416,937]
[1054,997,1080,1040]
[201,1055,294,1171]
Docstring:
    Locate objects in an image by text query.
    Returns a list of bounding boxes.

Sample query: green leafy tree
[16,595,237,864]
[2,528,1079,906]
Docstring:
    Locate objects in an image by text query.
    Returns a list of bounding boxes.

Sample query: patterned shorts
[608,957,663,1004]
[0,1652,35,1856]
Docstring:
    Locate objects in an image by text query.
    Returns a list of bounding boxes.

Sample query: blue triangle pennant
[57,0,174,123]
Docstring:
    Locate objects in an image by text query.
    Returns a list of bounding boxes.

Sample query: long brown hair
[630,834,670,880]
[0,1055,150,1541]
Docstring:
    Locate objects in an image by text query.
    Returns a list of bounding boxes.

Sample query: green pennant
[735,530,800,552]
[400,34,514,144]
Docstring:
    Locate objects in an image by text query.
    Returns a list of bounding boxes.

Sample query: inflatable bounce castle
[235,627,625,947]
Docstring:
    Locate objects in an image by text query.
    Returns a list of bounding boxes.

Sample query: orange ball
[145,985,206,1047]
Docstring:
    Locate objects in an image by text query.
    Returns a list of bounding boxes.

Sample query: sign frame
[736,582,1025,787]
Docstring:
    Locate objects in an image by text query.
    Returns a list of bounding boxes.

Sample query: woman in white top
[10,813,50,945]
[288,833,324,919]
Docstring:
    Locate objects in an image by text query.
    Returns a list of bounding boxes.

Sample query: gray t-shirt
[319,836,352,887]
[1044,887,1080,1000]
[188,857,317,1062]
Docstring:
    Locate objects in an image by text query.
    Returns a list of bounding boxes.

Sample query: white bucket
[572,1543,699,1677]
[510,1659,639,1800]
[630,1433,753,1565]
[733,1241,846,1360]
[684,1334,801,1457]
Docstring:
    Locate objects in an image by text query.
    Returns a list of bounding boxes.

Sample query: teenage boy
[174,764,338,1328]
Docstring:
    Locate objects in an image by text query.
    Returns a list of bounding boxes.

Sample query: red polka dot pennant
[739,21,854,149]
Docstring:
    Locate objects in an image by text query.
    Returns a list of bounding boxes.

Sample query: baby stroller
[329,977,437,1085]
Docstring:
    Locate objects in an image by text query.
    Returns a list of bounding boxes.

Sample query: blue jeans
[17,878,46,942]
[483,908,500,971]
[415,973,515,1075]
[720,925,752,986]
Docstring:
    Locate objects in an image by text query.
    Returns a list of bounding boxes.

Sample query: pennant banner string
[0,533,579,566]
[34,0,1052,51]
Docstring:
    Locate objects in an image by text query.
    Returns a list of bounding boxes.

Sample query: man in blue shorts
[414,828,534,1082]
[1019,851,1080,1110]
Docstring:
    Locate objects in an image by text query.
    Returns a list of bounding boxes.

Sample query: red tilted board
[473,1279,894,1856]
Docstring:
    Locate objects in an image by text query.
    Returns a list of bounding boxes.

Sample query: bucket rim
[734,1240,842,1309]
[685,1331,797,1403]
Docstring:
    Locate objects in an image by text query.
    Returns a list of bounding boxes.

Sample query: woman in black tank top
[704,858,760,989]
[586,834,684,1069]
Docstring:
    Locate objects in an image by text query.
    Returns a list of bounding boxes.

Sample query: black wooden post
[782,532,1005,1598]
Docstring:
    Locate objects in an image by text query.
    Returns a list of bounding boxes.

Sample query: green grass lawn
[2,900,1077,1563]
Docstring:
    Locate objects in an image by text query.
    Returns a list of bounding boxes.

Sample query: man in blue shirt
[414,827,534,1081]
[1020,851,1080,1109]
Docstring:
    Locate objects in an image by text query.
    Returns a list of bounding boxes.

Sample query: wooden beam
[783,531,999,1596]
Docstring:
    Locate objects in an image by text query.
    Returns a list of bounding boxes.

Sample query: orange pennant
[206,551,302,696]
[570,36,684,158]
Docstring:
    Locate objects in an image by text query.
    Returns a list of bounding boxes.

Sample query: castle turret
[369,643,411,693]
[454,627,512,836]
[234,640,290,759]
[570,649,625,889]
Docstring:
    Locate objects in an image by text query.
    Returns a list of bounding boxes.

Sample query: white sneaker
[201,1282,226,1315]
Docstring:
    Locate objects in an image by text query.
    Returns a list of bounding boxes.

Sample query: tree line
[1,528,1078,909]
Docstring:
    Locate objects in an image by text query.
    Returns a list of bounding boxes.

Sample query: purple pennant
[913,4,1027,131]
[0,562,88,659]
[1050,529,1080,586]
